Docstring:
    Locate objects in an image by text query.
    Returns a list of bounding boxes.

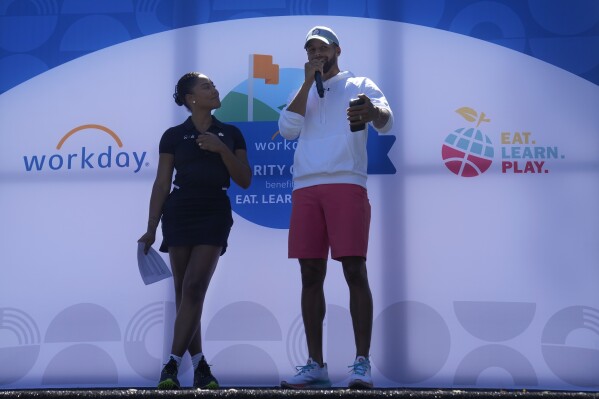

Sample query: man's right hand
[304,58,324,83]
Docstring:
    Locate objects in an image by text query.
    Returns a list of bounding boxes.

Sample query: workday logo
[22,124,147,173]
[442,107,494,177]
[214,54,395,229]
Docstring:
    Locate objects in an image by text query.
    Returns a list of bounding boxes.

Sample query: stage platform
[0,388,597,399]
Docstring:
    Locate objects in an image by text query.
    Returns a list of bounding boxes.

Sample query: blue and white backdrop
[1,0,598,391]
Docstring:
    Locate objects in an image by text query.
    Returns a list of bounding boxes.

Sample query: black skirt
[159,186,233,255]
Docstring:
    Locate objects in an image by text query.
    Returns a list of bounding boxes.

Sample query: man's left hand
[347,94,379,126]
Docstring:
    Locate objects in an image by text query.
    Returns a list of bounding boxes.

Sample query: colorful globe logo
[442,127,494,177]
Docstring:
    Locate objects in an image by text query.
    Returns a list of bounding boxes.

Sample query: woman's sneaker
[194,357,219,389]
[348,356,373,389]
[157,357,180,390]
[281,358,332,389]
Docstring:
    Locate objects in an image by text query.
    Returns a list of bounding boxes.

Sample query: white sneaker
[348,356,373,389]
[281,358,332,389]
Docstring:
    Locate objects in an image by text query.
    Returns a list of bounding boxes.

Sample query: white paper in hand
[137,242,172,285]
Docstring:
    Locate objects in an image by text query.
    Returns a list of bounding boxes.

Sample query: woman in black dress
[138,72,251,390]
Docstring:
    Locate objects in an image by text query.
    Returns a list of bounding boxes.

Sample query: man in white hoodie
[278,26,393,389]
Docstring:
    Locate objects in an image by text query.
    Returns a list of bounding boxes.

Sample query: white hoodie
[278,71,393,190]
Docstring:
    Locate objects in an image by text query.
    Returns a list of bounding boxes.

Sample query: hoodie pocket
[294,134,357,178]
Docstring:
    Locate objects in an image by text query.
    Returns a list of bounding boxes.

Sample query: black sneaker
[193,357,219,389]
[157,357,180,390]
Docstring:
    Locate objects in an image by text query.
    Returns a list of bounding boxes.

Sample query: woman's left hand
[196,132,226,154]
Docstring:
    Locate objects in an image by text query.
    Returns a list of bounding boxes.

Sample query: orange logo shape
[252,54,279,84]
[56,124,123,150]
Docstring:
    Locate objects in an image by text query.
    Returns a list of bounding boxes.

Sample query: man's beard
[323,53,337,74]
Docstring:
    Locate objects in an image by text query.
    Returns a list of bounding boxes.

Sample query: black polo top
[159,116,247,190]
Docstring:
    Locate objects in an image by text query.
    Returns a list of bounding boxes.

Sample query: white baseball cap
[304,26,340,48]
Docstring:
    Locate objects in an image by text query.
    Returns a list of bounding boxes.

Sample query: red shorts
[288,184,371,260]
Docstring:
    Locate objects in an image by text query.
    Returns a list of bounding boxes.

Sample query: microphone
[315,71,324,98]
